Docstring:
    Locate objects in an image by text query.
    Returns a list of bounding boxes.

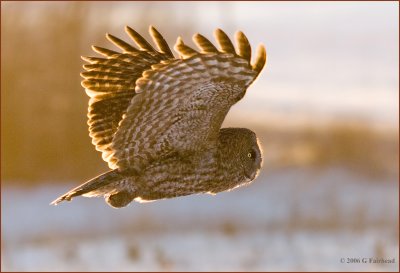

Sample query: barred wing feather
[110,28,266,172]
[81,26,173,169]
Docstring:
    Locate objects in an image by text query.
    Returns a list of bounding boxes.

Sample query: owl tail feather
[50,170,133,208]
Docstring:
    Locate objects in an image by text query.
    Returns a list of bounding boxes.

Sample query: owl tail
[50,170,135,208]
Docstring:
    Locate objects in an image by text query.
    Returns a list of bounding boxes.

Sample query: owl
[51,26,266,208]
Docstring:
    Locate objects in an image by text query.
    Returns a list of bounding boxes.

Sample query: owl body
[102,128,262,207]
[51,26,266,208]
[140,128,261,197]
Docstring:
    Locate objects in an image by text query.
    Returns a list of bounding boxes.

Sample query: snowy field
[2,168,398,271]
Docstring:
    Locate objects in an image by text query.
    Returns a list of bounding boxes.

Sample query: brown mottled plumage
[51,26,266,208]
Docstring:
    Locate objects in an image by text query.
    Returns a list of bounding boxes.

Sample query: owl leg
[105,191,135,208]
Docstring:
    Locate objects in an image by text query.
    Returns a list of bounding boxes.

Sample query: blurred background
[1,1,399,271]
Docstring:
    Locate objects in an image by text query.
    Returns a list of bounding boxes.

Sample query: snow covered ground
[2,168,398,271]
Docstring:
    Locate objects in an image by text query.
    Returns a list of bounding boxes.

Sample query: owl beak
[244,167,261,181]
[244,169,255,181]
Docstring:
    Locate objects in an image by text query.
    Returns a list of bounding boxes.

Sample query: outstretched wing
[81,26,174,169]
[110,28,267,172]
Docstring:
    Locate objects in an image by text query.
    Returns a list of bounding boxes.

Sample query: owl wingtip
[234,30,245,39]
[105,32,112,41]
[177,36,183,44]
[251,43,267,73]
[174,36,183,51]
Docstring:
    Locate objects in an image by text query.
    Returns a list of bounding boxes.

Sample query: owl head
[219,128,263,182]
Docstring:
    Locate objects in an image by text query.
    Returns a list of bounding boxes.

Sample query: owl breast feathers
[51,26,266,208]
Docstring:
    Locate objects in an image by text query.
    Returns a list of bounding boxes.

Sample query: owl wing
[109,28,266,172]
[81,26,175,169]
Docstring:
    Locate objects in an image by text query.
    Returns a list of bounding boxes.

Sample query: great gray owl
[51,26,266,208]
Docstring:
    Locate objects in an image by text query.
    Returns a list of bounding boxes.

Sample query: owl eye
[247,150,257,160]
